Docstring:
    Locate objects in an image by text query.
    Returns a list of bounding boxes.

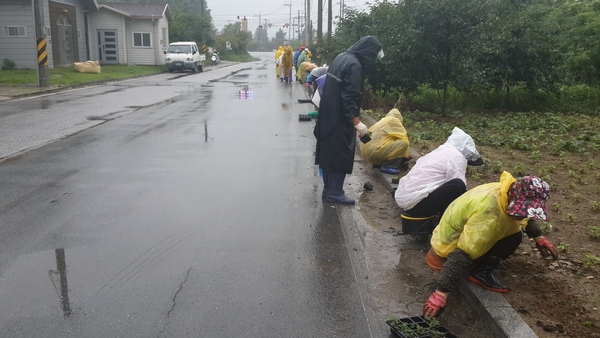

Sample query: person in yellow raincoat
[275,46,284,79]
[422,171,559,318]
[359,108,410,170]
[281,46,294,83]
[295,49,311,82]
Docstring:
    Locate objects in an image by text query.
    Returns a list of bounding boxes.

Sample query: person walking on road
[422,172,558,318]
[314,36,384,205]
[275,46,284,79]
[281,46,294,83]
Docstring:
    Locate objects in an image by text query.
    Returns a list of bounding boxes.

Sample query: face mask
[377,49,384,61]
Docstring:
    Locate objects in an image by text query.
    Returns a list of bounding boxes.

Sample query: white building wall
[156,17,168,65]
[0,2,41,69]
[86,9,126,64]
[125,19,157,65]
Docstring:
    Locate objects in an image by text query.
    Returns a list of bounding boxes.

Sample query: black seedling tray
[385,316,457,338]
[298,114,312,121]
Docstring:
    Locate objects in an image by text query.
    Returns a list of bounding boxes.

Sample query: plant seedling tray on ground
[385,316,457,338]
[298,114,312,121]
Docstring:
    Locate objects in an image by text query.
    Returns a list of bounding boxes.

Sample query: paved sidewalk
[0,85,60,101]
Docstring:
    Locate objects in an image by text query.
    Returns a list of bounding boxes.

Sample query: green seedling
[539,221,554,234]
[591,201,600,213]
[547,165,556,173]
[588,159,595,169]
[492,160,503,174]
[583,254,600,268]
[572,193,582,202]
[589,226,600,239]
[583,321,596,328]
[568,170,576,177]
[567,214,575,223]
[553,202,561,212]
[513,163,525,177]
[557,242,570,253]
[569,182,576,190]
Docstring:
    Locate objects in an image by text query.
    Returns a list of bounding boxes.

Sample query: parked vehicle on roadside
[211,52,219,66]
[164,41,205,73]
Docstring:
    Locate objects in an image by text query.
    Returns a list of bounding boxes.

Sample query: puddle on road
[237,84,253,100]
[41,100,52,109]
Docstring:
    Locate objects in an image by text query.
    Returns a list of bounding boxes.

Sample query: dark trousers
[475,231,523,263]
[405,178,466,217]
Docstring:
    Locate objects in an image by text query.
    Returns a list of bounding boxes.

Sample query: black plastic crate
[385,316,457,338]
[298,114,312,121]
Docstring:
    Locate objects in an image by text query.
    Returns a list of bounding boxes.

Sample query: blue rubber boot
[325,173,355,205]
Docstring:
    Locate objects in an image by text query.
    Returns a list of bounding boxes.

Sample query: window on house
[133,32,151,47]
[4,26,26,37]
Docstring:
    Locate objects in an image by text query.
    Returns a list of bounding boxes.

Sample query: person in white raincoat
[395,127,483,218]
[422,172,558,318]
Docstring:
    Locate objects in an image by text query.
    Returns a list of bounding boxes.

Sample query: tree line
[319,0,600,114]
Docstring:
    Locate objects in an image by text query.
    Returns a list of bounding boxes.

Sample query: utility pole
[306,0,310,44]
[33,0,49,87]
[284,2,292,44]
[298,10,301,42]
[317,0,323,46]
[327,0,332,42]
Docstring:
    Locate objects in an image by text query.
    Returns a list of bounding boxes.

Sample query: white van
[164,41,206,73]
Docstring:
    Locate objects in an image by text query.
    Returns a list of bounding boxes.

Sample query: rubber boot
[321,171,329,199]
[325,173,355,205]
[469,257,508,293]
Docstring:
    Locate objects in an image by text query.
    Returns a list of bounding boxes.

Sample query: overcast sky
[207,0,370,39]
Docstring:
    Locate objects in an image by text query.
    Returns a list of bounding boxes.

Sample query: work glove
[354,122,368,138]
[423,290,447,318]
[535,236,559,259]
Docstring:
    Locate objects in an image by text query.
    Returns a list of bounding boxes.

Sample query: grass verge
[0,65,166,86]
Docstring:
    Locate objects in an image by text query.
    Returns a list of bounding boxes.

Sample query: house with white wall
[86,3,171,66]
[0,1,171,69]
[0,0,98,69]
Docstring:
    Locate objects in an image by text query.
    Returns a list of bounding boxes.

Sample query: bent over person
[423,172,558,318]
[395,127,483,219]
[314,36,384,205]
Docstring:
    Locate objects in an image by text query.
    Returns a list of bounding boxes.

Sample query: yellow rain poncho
[359,108,410,165]
[431,171,527,260]
[275,46,284,77]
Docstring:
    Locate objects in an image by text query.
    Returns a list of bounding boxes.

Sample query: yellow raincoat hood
[359,108,410,165]
[431,171,523,259]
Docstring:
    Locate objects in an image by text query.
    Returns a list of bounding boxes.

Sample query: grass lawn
[0,65,166,86]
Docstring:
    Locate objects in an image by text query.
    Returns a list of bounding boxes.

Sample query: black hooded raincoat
[313,36,382,173]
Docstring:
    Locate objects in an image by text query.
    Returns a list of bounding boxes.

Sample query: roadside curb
[359,111,539,338]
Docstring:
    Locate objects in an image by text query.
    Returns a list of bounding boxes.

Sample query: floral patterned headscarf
[506,176,551,220]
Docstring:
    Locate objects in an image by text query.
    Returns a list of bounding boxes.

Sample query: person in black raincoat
[313,36,383,205]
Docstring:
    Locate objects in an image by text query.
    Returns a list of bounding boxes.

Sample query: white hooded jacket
[394,127,480,211]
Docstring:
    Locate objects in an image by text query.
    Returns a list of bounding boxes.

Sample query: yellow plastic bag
[359,108,410,165]
[74,60,101,74]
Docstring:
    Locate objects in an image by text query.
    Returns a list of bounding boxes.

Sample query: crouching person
[423,172,558,318]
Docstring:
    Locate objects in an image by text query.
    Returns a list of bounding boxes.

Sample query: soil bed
[360,108,600,338]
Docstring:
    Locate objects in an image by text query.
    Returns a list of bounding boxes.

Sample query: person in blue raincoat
[313,36,384,205]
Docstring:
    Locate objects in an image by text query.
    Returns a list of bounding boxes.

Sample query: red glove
[423,290,447,318]
[535,236,558,259]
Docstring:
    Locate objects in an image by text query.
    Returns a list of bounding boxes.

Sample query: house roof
[98,3,172,21]
[82,0,99,11]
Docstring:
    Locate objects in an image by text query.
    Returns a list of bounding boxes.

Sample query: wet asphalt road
[0,54,381,337]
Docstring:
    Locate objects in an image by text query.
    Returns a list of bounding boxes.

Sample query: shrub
[2,58,16,70]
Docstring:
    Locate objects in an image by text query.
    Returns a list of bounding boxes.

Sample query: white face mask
[377,49,384,61]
